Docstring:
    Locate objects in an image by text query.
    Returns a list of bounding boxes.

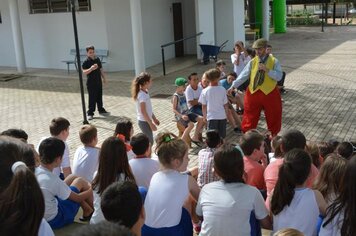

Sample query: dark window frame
[28,0,91,14]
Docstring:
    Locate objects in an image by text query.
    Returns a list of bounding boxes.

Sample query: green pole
[273,0,286,33]
[255,0,263,36]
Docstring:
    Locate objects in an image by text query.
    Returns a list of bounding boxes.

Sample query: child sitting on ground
[219,72,242,133]
[101,181,145,236]
[199,68,229,139]
[196,143,272,236]
[240,130,267,191]
[114,116,136,160]
[90,136,136,224]
[129,133,160,189]
[73,124,100,182]
[172,77,204,146]
[0,136,54,236]
[36,117,72,179]
[142,132,200,236]
[271,149,326,235]
[36,137,93,229]
[336,141,355,160]
[197,129,222,188]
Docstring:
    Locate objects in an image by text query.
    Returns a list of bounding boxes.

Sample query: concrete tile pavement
[0,26,355,171]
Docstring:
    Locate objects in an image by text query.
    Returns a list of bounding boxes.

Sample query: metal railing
[160,32,203,76]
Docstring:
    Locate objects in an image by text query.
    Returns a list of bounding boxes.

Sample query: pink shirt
[243,157,266,190]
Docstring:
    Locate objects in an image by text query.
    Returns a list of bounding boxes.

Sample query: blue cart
[199,40,228,65]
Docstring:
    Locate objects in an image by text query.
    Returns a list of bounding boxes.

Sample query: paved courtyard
[1,26,355,171]
[0,26,355,235]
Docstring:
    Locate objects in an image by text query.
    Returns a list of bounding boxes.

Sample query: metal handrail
[160,32,203,76]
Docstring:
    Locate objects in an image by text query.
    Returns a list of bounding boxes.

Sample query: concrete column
[195,0,215,58]
[233,0,246,44]
[262,0,270,40]
[130,0,145,75]
[8,0,26,73]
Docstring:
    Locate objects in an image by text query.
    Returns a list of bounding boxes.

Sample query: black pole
[321,3,324,32]
[161,47,166,76]
[70,0,88,124]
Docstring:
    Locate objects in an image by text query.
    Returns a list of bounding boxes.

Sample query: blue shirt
[219,79,232,90]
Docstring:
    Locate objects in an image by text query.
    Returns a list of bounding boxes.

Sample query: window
[28,0,91,14]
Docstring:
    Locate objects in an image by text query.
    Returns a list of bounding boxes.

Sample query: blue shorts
[48,186,81,229]
[142,208,192,236]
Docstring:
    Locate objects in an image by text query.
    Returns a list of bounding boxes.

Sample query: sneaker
[99,110,110,116]
[280,88,287,94]
[234,127,242,134]
[88,115,94,120]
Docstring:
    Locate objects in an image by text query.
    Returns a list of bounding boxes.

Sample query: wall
[103,0,134,71]
[214,0,234,51]
[0,0,17,67]
[182,0,197,55]
[16,1,108,70]
[141,0,176,68]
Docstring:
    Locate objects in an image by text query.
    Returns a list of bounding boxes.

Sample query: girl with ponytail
[131,72,160,145]
[0,136,53,236]
[271,148,326,236]
[142,132,200,236]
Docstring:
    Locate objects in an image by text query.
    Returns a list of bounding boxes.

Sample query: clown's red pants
[242,87,282,136]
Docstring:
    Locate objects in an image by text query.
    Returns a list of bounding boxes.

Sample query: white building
[1,0,251,74]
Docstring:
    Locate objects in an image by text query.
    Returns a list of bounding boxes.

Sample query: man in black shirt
[82,46,110,120]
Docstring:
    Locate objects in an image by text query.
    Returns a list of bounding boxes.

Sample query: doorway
[172,3,184,57]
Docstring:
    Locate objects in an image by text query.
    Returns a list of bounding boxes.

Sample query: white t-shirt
[196,181,268,236]
[129,157,160,189]
[185,84,203,109]
[136,90,153,121]
[38,219,54,236]
[36,137,71,177]
[231,52,250,76]
[319,211,343,236]
[73,146,100,182]
[127,149,136,161]
[35,166,72,221]
[144,170,189,228]
[273,188,320,236]
[90,173,126,224]
[199,86,228,120]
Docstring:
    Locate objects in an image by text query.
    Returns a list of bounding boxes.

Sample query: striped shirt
[197,148,220,187]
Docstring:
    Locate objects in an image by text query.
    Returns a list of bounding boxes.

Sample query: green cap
[252,38,268,49]
[175,77,187,86]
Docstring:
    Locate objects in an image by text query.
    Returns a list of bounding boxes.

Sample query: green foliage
[287,9,321,26]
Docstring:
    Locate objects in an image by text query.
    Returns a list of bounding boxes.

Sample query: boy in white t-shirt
[73,124,100,182]
[36,137,93,229]
[129,133,159,189]
[185,72,203,116]
[199,68,229,139]
[36,117,72,179]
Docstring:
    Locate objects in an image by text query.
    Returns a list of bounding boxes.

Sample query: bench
[62,49,108,74]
